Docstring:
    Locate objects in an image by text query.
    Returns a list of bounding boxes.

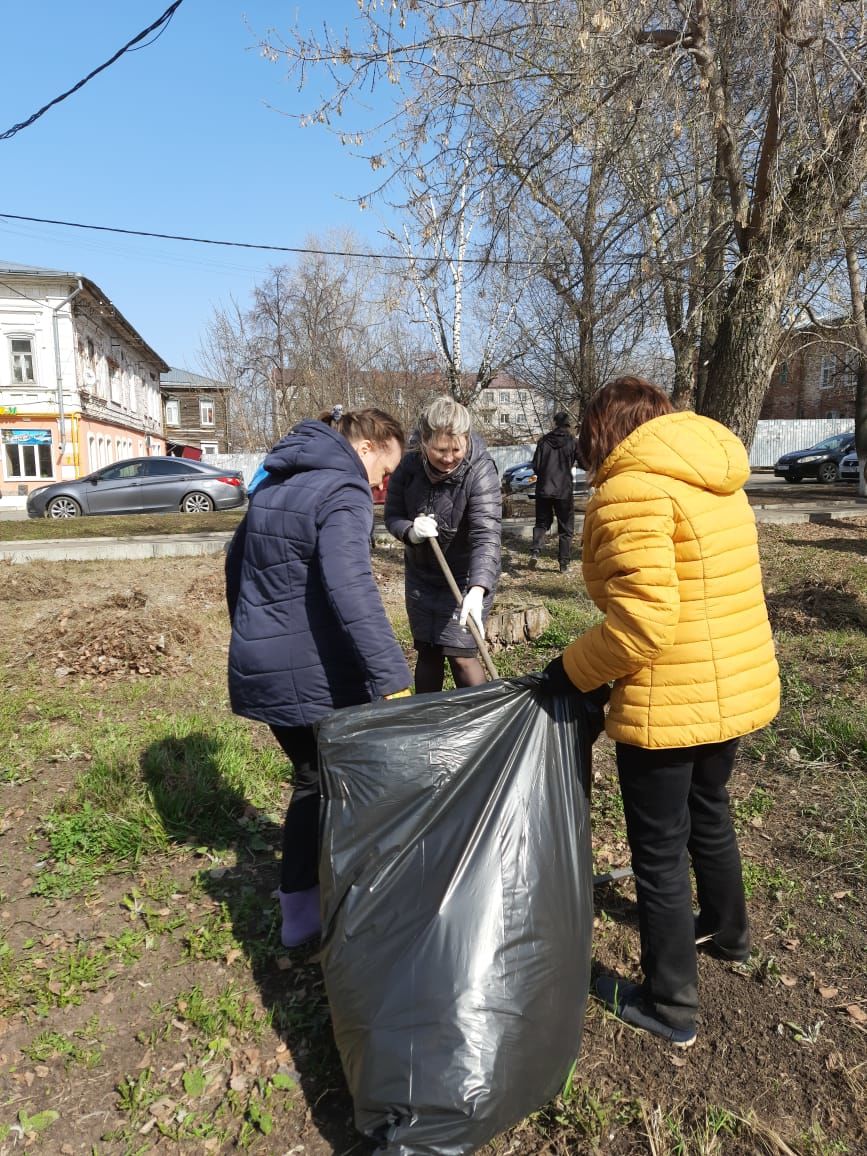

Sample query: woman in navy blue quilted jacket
[385,396,501,692]
[226,407,411,948]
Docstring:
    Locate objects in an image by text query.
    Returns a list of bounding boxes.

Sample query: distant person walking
[529,411,579,572]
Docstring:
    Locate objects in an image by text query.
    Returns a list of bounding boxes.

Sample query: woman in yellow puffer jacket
[540,376,779,1048]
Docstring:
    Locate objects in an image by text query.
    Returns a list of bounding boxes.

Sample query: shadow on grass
[141,731,367,1156]
[789,527,867,557]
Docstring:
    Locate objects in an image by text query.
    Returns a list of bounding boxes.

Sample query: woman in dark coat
[226,407,411,948]
[385,395,501,692]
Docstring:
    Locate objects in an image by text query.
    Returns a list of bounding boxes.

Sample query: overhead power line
[0,209,534,265]
[0,1,185,141]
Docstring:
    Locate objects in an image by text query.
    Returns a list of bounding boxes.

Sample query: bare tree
[262,1,867,444]
[200,234,447,446]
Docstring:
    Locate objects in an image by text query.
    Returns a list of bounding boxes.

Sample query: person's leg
[414,641,446,693]
[615,743,698,1032]
[553,495,575,570]
[689,739,750,960]
[530,497,554,562]
[448,653,487,687]
[270,725,320,893]
[269,724,321,948]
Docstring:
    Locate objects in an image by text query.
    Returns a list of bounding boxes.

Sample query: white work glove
[407,514,438,544]
[459,585,485,633]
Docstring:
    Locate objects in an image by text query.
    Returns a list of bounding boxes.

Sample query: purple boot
[279,885,321,948]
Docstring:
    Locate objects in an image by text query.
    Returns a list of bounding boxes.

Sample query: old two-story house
[471,372,551,440]
[160,368,230,457]
[0,261,168,505]
[762,317,858,420]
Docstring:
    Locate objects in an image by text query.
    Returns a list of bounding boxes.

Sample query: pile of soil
[35,588,203,679]
[185,571,229,610]
[0,561,71,602]
[767,579,867,633]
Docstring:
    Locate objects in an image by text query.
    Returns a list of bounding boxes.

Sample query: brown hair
[319,406,406,450]
[578,377,674,480]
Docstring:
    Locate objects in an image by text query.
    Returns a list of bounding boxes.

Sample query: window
[200,442,219,455]
[820,356,835,389]
[842,354,858,390]
[108,359,121,403]
[165,399,180,426]
[2,430,53,479]
[100,461,144,481]
[499,413,511,425]
[199,398,215,426]
[778,361,788,384]
[499,391,510,403]
[10,337,35,383]
[141,458,194,477]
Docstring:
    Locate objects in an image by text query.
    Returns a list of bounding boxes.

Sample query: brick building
[160,368,230,456]
[762,319,858,420]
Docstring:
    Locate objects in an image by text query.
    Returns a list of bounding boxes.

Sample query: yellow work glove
[384,688,412,700]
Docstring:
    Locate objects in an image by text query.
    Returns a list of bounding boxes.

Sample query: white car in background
[837,450,862,483]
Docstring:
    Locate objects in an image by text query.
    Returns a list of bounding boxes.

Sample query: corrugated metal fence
[209,420,853,482]
[749,419,853,467]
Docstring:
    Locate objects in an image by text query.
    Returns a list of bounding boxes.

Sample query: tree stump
[486,602,550,650]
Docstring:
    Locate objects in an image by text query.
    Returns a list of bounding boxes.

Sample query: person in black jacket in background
[385,395,501,693]
[225,407,411,948]
[529,411,579,573]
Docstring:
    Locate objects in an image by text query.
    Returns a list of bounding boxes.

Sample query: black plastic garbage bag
[316,676,594,1156]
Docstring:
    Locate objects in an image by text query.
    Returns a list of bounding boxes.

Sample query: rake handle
[428,536,499,681]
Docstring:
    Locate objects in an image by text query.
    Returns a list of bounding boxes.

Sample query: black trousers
[531,495,574,567]
[615,738,748,1031]
[270,724,320,893]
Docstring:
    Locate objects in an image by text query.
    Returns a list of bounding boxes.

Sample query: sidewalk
[1,496,864,563]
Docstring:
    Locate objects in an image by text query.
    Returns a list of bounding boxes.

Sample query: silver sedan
[26,456,247,518]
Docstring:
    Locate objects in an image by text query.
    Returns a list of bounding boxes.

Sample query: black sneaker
[528,555,539,570]
[694,917,750,962]
[559,563,570,573]
[594,975,696,1048]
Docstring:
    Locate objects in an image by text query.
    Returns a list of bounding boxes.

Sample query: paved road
[0,473,863,562]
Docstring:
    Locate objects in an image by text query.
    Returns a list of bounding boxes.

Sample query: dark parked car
[837,450,862,483]
[773,432,855,483]
[501,460,535,494]
[26,456,247,519]
[502,460,587,497]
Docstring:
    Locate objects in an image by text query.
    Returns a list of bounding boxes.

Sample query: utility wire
[0,210,630,268]
[0,1,185,141]
[0,210,416,262]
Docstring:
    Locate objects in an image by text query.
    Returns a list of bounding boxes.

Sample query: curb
[1,503,864,564]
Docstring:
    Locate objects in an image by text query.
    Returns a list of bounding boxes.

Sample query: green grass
[1,526,865,1154]
[24,712,287,901]
[22,1019,104,1068]
[0,509,244,541]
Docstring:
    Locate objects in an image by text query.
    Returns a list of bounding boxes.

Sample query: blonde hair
[418,395,471,442]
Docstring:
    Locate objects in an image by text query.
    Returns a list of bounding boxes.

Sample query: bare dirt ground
[0,520,865,1154]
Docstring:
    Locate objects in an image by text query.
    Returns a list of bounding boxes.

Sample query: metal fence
[208,420,853,481]
[749,419,853,467]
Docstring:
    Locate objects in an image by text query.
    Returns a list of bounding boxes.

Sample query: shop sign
[1,428,52,445]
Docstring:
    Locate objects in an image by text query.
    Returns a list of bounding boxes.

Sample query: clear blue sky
[0,0,396,370]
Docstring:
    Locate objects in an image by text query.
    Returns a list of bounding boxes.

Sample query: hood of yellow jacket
[594,411,750,495]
